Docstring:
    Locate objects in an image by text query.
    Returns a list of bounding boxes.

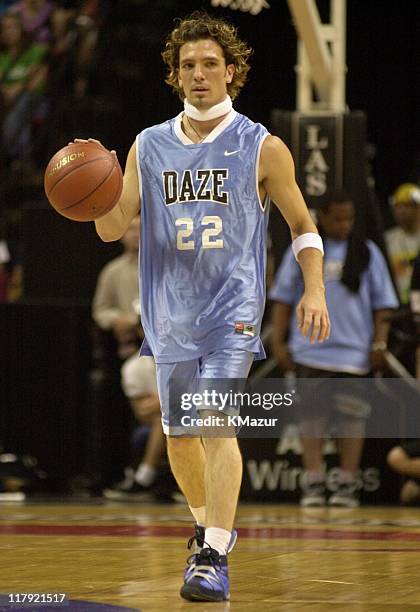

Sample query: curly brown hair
[162,11,252,101]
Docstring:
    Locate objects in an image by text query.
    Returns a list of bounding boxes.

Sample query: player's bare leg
[180,417,240,602]
[166,436,206,508]
[168,432,238,601]
[201,436,242,532]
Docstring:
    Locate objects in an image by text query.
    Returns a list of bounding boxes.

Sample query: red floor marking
[1,524,420,542]
[310,548,420,552]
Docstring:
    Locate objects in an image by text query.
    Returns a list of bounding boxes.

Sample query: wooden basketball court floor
[1,500,420,611]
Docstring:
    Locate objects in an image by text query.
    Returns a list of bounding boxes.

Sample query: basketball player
[84,11,330,602]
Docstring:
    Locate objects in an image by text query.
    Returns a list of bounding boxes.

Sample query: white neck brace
[184,95,232,121]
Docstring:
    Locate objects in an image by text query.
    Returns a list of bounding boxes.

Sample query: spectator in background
[270,190,398,508]
[92,216,140,361]
[0,2,16,18]
[0,211,22,303]
[387,442,420,505]
[91,216,141,487]
[385,183,420,305]
[93,216,167,499]
[34,0,99,167]
[0,235,12,302]
[48,0,97,101]
[386,256,420,505]
[103,354,166,499]
[410,255,420,378]
[0,12,48,166]
[8,0,54,45]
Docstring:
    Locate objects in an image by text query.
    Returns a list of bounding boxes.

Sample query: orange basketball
[44,142,123,222]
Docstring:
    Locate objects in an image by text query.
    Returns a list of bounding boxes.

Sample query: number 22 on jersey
[175,215,223,250]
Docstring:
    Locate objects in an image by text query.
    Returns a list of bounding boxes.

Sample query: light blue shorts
[156,348,254,435]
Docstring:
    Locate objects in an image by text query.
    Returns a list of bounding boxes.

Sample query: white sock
[189,505,206,526]
[203,527,231,556]
[134,463,156,487]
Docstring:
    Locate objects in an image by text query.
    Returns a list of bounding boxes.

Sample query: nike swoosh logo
[224,149,240,156]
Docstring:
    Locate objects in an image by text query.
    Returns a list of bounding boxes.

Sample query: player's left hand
[296,289,330,343]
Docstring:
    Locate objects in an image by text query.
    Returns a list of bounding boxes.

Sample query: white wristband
[292,233,324,260]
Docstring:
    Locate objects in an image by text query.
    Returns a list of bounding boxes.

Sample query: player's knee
[387,446,408,472]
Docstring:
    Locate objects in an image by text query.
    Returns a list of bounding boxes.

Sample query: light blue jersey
[269,239,399,374]
[137,110,270,363]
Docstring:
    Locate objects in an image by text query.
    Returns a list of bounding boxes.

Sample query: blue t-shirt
[269,239,399,373]
[137,110,270,363]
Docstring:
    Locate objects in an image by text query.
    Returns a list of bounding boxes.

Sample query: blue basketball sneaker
[181,546,230,601]
[184,524,237,582]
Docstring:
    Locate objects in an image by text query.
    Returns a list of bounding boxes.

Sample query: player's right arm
[95,140,140,242]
